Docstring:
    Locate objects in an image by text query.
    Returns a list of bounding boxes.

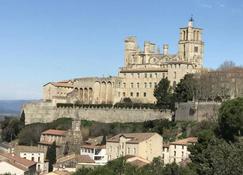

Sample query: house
[15,145,49,174]
[54,154,95,172]
[0,152,36,175]
[106,132,162,162]
[0,142,14,153]
[80,136,107,165]
[38,129,67,156]
[162,137,198,164]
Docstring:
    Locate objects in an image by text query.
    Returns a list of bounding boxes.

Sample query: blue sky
[0,0,243,99]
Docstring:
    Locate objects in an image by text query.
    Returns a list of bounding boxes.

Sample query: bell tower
[178,17,204,69]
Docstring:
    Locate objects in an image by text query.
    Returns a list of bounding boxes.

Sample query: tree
[20,111,25,127]
[154,78,174,111]
[46,141,57,172]
[218,60,236,71]
[101,134,106,145]
[189,138,243,175]
[174,74,196,102]
[218,97,243,142]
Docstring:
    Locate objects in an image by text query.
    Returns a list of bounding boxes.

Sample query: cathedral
[43,19,204,105]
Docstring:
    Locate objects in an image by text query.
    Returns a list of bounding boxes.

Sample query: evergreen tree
[154,78,174,111]
[46,141,57,172]
[218,97,243,142]
[174,74,196,102]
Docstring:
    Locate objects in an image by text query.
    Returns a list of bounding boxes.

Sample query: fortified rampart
[23,102,172,124]
[175,102,221,121]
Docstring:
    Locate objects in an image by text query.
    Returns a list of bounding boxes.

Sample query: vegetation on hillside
[73,97,243,175]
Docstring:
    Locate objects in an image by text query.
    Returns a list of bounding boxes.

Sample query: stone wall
[23,102,171,124]
[175,102,221,121]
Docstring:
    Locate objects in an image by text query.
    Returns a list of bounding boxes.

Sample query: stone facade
[43,19,204,105]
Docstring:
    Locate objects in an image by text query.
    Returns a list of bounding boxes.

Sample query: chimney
[163,44,169,55]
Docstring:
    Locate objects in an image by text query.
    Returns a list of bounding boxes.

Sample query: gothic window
[130,92,133,97]
[123,92,126,97]
[136,92,139,97]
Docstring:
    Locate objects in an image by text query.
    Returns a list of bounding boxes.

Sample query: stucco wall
[23,102,171,124]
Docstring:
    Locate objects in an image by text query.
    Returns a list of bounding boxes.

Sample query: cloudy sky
[0,0,242,99]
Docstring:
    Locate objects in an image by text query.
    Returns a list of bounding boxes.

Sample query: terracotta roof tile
[0,152,36,168]
[107,132,158,143]
[170,137,198,146]
[42,129,67,136]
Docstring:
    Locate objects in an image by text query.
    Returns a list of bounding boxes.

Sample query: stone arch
[106,81,112,104]
[100,81,107,104]
[93,81,101,104]
[193,30,196,40]
[88,88,93,104]
[80,88,83,103]
[84,88,88,103]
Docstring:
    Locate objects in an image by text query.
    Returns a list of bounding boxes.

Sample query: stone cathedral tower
[178,17,204,69]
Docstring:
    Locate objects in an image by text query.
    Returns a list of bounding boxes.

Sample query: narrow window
[137,82,139,88]
[144,82,147,88]
[145,73,147,78]
[130,92,133,97]
[131,83,134,88]
[123,92,125,97]
[144,92,147,97]
[136,92,139,97]
[149,82,152,88]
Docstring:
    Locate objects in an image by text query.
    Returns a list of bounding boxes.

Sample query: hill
[0,100,37,117]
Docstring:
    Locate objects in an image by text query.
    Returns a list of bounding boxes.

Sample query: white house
[162,137,198,164]
[80,144,107,165]
[15,145,49,174]
[0,152,36,175]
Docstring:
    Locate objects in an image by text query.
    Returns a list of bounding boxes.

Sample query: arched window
[137,82,139,88]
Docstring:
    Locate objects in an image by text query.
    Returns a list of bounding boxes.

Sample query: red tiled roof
[107,133,158,143]
[42,129,67,136]
[81,144,105,149]
[0,152,36,168]
[78,155,95,164]
[170,137,198,146]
